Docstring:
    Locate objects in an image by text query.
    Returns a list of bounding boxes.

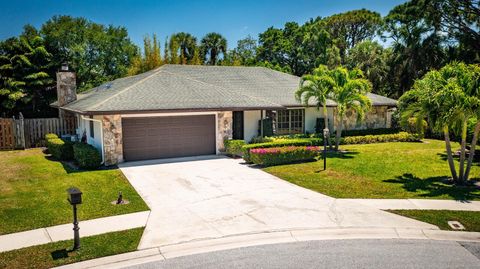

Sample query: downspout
[80,115,105,165]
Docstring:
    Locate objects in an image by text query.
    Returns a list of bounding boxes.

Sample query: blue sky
[0,0,407,48]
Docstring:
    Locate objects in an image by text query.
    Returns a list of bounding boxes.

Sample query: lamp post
[67,187,82,251]
[323,128,329,170]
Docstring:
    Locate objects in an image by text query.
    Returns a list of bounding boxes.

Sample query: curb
[53,227,480,269]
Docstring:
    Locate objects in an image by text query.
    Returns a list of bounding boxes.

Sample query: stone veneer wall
[334,106,391,131]
[217,111,233,152]
[102,115,123,166]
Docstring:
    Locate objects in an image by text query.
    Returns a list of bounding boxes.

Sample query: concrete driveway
[119,156,437,249]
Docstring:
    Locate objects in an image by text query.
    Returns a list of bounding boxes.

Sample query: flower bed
[242,138,322,163]
[249,146,320,166]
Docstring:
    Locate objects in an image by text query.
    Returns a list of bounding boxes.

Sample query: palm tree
[170,32,197,64]
[329,67,372,150]
[295,65,335,148]
[200,33,227,65]
[399,62,480,184]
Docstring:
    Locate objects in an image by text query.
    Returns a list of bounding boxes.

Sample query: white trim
[121,111,219,117]
[120,111,219,155]
[80,115,105,164]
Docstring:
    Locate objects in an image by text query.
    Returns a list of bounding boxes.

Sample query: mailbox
[67,187,83,205]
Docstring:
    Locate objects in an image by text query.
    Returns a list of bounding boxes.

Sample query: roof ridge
[88,65,167,111]
[160,69,284,107]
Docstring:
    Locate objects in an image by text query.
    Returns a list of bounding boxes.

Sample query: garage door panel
[122,115,216,161]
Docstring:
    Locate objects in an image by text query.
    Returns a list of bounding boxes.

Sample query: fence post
[13,113,26,149]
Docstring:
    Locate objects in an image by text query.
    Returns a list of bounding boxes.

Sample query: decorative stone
[217,111,233,152]
[56,71,77,107]
[102,115,123,166]
[334,106,394,131]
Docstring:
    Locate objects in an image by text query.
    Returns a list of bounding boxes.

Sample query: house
[52,64,397,165]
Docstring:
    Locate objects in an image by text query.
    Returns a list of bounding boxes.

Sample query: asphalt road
[123,239,480,269]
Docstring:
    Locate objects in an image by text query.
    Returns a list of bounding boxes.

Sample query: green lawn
[388,210,480,232]
[264,139,480,200]
[0,227,144,269]
[0,149,149,235]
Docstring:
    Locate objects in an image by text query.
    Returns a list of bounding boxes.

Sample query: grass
[0,227,144,269]
[0,148,149,235]
[388,210,480,232]
[263,139,480,200]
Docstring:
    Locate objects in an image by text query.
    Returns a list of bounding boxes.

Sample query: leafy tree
[168,36,180,64]
[346,40,391,95]
[189,47,202,65]
[329,67,372,150]
[234,35,257,65]
[163,38,170,64]
[398,62,480,184]
[40,15,138,91]
[128,34,162,75]
[0,26,54,117]
[295,65,335,147]
[200,32,227,65]
[324,9,382,62]
[170,32,197,64]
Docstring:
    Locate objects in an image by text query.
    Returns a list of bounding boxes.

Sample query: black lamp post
[323,128,329,170]
[67,187,82,250]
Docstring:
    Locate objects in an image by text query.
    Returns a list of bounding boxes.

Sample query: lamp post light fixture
[323,128,330,170]
[67,187,82,251]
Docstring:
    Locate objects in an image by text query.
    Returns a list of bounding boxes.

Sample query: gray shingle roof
[56,64,397,114]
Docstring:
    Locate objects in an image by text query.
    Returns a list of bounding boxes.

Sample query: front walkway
[119,156,439,250]
[0,211,149,253]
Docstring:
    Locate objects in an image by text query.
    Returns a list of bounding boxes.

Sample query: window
[276,109,304,135]
[89,116,94,138]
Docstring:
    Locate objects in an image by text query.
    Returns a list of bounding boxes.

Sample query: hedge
[224,139,246,157]
[250,146,320,166]
[45,133,59,141]
[73,143,102,169]
[341,132,420,144]
[341,128,401,137]
[46,138,74,160]
[242,138,322,163]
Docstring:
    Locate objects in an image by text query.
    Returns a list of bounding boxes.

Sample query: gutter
[80,115,105,165]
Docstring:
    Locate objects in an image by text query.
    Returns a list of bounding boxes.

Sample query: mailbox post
[323,128,329,170]
[67,187,82,250]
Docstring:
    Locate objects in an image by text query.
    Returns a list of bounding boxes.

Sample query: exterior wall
[304,107,334,133]
[244,110,261,142]
[76,115,102,150]
[102,115,123,166]
[217,111,232,152]
[335,106,393,131]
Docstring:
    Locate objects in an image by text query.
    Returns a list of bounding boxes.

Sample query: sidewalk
[340,199,480,211]
[2,199,479,254]
[0,211,150,253]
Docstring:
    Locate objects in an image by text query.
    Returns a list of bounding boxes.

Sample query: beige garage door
[122,115,216,161]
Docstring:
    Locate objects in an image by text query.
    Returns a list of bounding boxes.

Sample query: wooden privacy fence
[0,115,76,150]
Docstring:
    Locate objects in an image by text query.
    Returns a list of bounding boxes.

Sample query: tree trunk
[335,115,343,151]
[323,104,331,149]
[464,122,480,181]
[458,119,468,183]
[444,126,458,181]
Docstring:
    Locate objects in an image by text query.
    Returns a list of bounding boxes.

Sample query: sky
[0,0,407,48]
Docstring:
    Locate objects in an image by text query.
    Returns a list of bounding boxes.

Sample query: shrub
[73,143,102,169]
[242,138,322,163]
[45,133,59,141]
[224,139,246,157]
[46,138,74,160]
[341,128,401,137]
[249,136,274,144]
[250,146,320,166]
[341,132,420,144]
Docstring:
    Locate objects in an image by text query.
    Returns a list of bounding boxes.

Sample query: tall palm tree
[200,33,227,65]
[170,32,197,64]
[295,65,335,147]
[329,67,372,150]
[399,62,480,184]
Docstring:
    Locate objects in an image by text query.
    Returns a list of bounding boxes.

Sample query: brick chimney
[56,63,77,107]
